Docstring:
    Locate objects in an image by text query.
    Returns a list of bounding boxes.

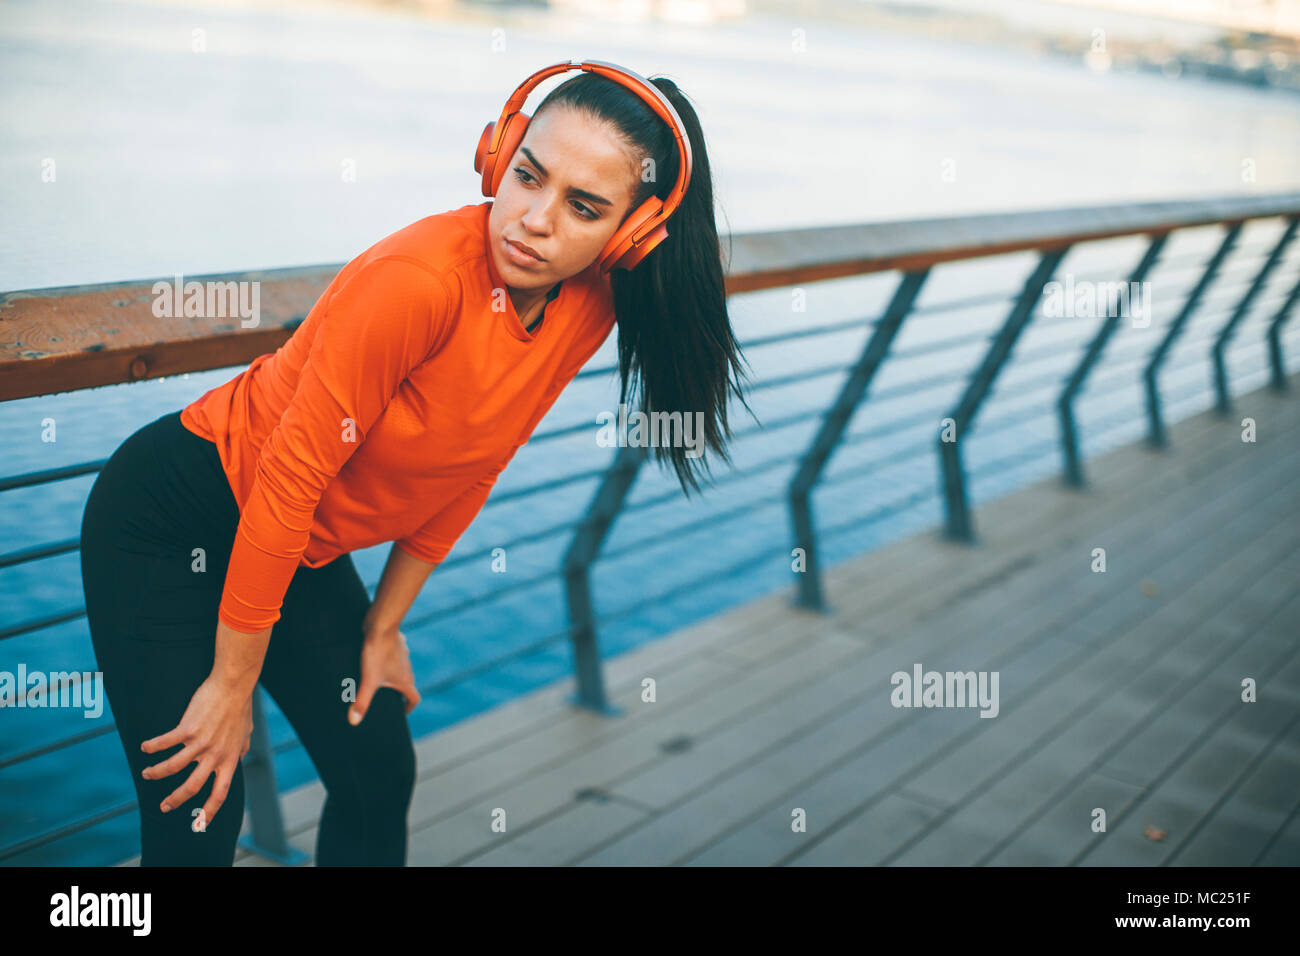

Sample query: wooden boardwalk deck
[121,374,1300,866]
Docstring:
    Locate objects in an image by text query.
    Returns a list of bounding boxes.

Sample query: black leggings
[79,410,416,866]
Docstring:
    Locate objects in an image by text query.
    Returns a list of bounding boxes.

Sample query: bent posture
[80,60,752,866]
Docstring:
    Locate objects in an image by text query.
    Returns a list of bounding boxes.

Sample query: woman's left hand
[349,625,421,725]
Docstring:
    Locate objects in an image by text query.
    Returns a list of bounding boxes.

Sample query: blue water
[3,0,1300,865]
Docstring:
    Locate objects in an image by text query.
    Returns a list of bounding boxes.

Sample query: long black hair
[533,71,758,498]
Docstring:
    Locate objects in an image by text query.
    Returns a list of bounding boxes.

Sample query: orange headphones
[474,58,694,273]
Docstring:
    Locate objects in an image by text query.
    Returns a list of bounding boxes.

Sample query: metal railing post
[1058,234,1168,487]
[1266,265,1300,392]
[1144,222,1242,446]
[1213,216,1299,413]
[787,269,929,612]
[237,684,308,865]
[561,442,646,714]
[939,247,1070,542]
[1267,267,1300,392]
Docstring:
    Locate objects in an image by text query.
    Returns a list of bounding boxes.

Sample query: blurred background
[2,0,1299,866]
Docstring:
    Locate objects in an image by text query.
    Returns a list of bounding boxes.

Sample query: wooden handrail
[3,190,1299,402]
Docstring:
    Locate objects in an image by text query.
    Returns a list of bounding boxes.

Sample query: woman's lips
[503,236,544,267]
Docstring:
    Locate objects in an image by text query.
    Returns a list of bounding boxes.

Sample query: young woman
[79,60,752,866]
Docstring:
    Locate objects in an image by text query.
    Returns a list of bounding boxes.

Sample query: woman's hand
[139,673,255,832]
[350,625,421,725]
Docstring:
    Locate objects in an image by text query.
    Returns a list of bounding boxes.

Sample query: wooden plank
[279,628,865,863]
[1169,729,1300,865]
[592,470,1300,868]
[270,567,847,836]
[1093,587,1300,791]
[463,799,651,868]
[0,266,335,401]
[724,195,1300,292]
[903,490,1300,806]
[219,622,766,861]
[276,652,740,837]
[1254,795,1300,865]
[884,534,1300,864]
[989,591,1300,865]
[717,487,1300,864]
[574,418,1300,868]
[784,793,943,867]
[1076,602,1300,865]
[403,630,866,865]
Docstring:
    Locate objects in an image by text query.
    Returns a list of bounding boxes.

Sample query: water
[2,0,1299,865]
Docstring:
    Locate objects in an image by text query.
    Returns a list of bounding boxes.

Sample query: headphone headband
[475,59,695,271]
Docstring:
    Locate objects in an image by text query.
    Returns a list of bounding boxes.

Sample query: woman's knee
[332,692,417,811]
[138,761,245,866]
[364,708,417,809]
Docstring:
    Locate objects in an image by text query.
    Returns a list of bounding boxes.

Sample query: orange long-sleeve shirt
[180,201,615,634]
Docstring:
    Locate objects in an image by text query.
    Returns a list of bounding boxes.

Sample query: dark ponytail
[534,72,757,498]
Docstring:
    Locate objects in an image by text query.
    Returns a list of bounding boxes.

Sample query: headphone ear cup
[474,122,496,196]
[599,196,666,273]
[613,222,668,272]
[483,112,530,197]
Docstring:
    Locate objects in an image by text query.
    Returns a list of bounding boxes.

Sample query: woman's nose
[522,198,556,233]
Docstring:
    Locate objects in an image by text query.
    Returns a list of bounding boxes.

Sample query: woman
[80,61,753,866]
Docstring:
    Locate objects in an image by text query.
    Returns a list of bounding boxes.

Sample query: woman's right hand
[139,673,255,833]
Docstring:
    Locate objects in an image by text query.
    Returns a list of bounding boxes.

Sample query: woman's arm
[212,620,273,693]
[140,619,271,824]
[215,257,452,634]
[346,543,429,725]
[362,542,437,636]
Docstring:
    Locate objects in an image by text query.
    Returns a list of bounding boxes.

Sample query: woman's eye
[513,167,595,220]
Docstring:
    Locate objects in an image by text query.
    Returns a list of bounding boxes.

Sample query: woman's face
[488,105,641,291]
